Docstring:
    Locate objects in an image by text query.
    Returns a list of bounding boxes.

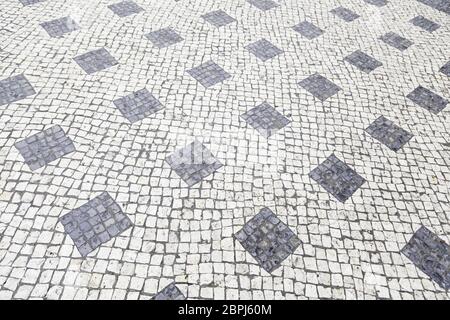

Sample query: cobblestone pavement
[0,0,450,300]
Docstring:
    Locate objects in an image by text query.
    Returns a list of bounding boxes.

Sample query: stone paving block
[165,140,223,187]
[14,125,75,170]
[440,60,450,76]
[245,39,284,62]
[40,16,80,38]
[234,207,301,273]
[240,102,291,138]
[409,15,440,32]
[407,85,448,114]
[365,116,413,151]
[330,6,360,22]
[401,226,450,290]
[107,1,144,17]
[417,0,450,15]
[298,73,341,101]
[364,0,388,6]
[153,282,186,300]
[59,192,133,257]
[19,0,45,5]
[246,0,279,11]
[344,50,382,73]
[73,48,118,74]
[201,10,236,27]
[145,27,184,48]
[187,60,231,88]
[292,21,324,40]
[309,154,366,203]
[0,74,36,106]
[380,32,413,51]
[113,88,163,123]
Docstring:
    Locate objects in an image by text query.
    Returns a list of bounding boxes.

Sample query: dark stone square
[309,154,366,203]
[365,116,413,151]
[145,27,183,48]
[298,73,341,101]
[380,32,413,51]
[417,0,450,15]
[401,226,450,290]
[292,21,324,40]
[364,0,388,6]
[407,85,448,114]
[113,88,163,123]
[246,0,279,11]
[330,7,360,22]
[344,50,382,73]
[245,39,283,62]
[187,60,231,88]
[201,10,236,27]
[19,0,45,5]
[153,283,186,300]
[73,48,118,74]
[241,102,291,138]
[40,16,80,38]
[409,15,440,32]
[234,207,301,273]
[0,74,36,106]
[439,60,450,76]
[60,192,133,257]
[107,1,144,17]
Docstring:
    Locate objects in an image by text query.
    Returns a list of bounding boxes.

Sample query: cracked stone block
[292,21,324,40]
[0,74,36,106]
[113,88,163,123]
[15,125,75,171]
[439,60,450,76]
[331,7,360,22]
[417,0,450,15]
[153,283,186,300]
[364,0,388,6]
[245,39,284,62]
[246,0,279,11]
[409,15,440,32]
[401,226,450,290]
[380,32,413,51]
[165,140,223,187]
[344,50,382,73]
[309,154,366,203]
[145,27,183,48]
[60,192,133,257]
[19,0,45,5]
[107,1,144,17]
[73,48,118,74]
[407,86,448,114]
[40,17,80,38]
[201,10,236,27]
[241,102,291,138]
[187,60,231,88]
[234,207,301,273]
[298,73,341,101]
[365,116,413,151]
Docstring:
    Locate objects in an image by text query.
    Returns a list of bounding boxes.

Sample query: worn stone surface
[365,116,413,151]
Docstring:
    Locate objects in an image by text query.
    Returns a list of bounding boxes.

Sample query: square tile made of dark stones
[379,32,413,51]
[344,50,382,73]
[292,21,324,40]
[245,39,284,62]
[401,226,450,290]
[201,10,236,27]
[19,0,45,5]
[440,60,450,76]
[153,283,186,300]
[298,73,341,101]
[330,7,360,22]
[309,154,366,203]
[59,192,133,257]
[14,125,75,171]
[165,140,223,187]
[417,0,450,15]
[364,0,388,6]
[241,102,291,138]
[234,207,301,273]
[107,0,144,17]
[145,27,184,48]
[187,60,231,88]
[409,15,441,32]
[0,74,36,106]
[246,0,279,11]
[113,88,163,123]
[40,16,80,38]
[73,48,119,74]
[365,116,413,151]
[407,85,448,114]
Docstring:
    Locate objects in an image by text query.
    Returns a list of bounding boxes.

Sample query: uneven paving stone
[309,154,366,203]
[440,60,450,76]
[113,88,163,123]
[153,283,186,300]
[145,27,184,48]
[107,1,144,17]
[380,32,413,51]
[59,192,133,257]
[330,6,360,22]
[401,226,450,290]
[292,21,324,40]
[245,38,284,62]
[409,15,441,32]
[19,0,45,5]
[201,9,236,27]
[298,73,341,101]
[165,140,223,187]
[344,50,382,73]
[14,125,75,170]
[234,207,301,273]
[187,60,231,88]
[417,0,450,15]
[364,0,388,6]
[0,74,36,106]
[40,17,80,38]
[241,102,291,138]
[365,116,413,151]
[73,48,118,74]
[246,0,279,11]
[407,86,448,114]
